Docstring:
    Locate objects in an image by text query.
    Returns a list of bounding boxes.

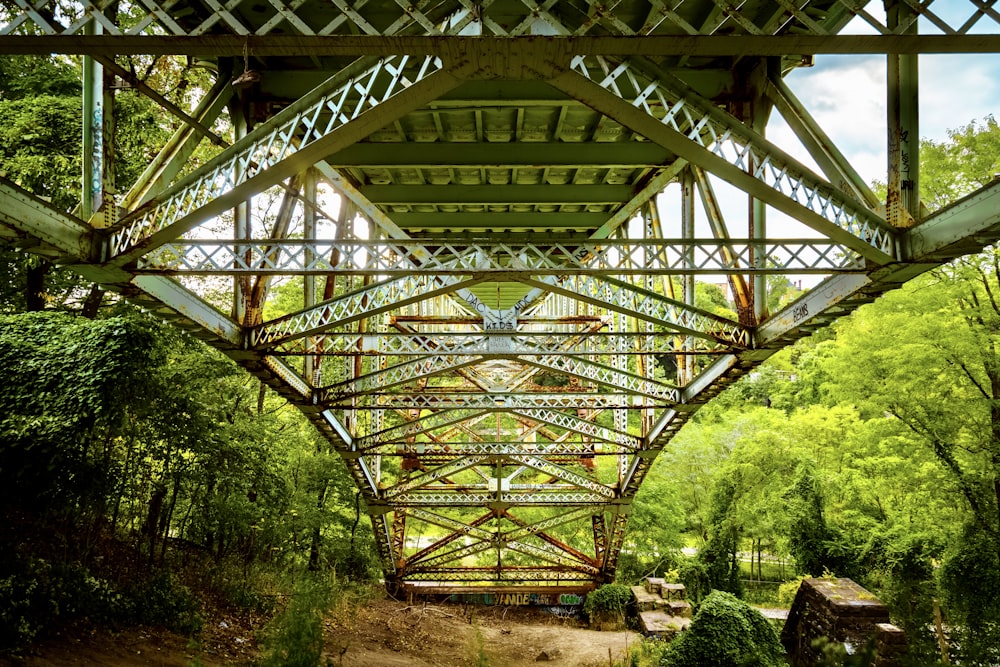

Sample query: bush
[0,557,122,652]
[661,590,785,667]
[125,573,203,634]
[677,561,711,605]
[259,575,334,667]
[585,584,632,616]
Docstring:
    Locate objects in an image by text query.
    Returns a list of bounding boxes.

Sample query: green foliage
[677,561,711,606]
[699,477,743,597]
[120,573,204,634]
[616,637,670,667]
[584,583,632,618]
[810,637,877,667]
[0,556,203,653]
[259,575,334,667]
[0,312,163,508]
[785,464,854,577]
[0,557,118,650]
[660,591,786,667]
[937,526,1000,664]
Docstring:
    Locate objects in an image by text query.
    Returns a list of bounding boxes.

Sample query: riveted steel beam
[517,274,751,347]
[317,354,483,403]
[4,34,1000,55]
[268,331,726,357]
[338,393,659,411]
[252,274,485,347]
[0,179,96,260]
[517,354,679,403]
[510,408,642,449]
[138,238,861,276]
[108,55,465,262]
[548,57,898,263]
[355,408,492,449]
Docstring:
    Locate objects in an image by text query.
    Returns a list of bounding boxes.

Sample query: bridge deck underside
[2,0,1000,592]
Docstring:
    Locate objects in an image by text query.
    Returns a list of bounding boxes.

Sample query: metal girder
[4,33,1000,55]
[108,55,461,261]
[359,184,634,205]
[130,276,244,347]
[267,331,726,356]
[355,408,492,449]
[517,354,679,403]
[504,455,616,498]
[401,568,597,583]
[510,408,642,449]
[253,274,484,347]
[386,489,617,506]
[337,393,659,411]
[548,57,898,263]
[401,508,600,572]
[364,441,627,456]
[138,238,862,276]
[0,179,95,260]
[383,455,490,499]
[318,354,483,403]
[518,274,751,347]
[325,141,670,167]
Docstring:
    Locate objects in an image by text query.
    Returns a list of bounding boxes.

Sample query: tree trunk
[308,480,329,571]
[25,260,50,311]
[81,283,104,318]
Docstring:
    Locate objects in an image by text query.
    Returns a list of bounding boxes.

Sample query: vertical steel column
[81,21,105,223]
[303,169,317,383]
[232,110,251,322]
[680,168,696,384]
[887,0,920,227]
[749,60,775,323]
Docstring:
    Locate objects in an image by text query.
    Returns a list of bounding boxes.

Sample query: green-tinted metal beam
[5,34,1000,56]
[326,142,671,167]
[360,184,634,205]
[0,178,95,260]
[387,212,612,229]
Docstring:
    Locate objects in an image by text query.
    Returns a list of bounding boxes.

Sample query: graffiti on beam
[446,592,585,607]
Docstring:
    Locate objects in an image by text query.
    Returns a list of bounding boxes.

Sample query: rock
[535,648,562,661]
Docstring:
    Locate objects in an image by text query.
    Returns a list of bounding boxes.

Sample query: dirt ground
[2,598,638,667]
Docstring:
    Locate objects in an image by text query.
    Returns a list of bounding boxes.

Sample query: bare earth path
[2,598,637,667]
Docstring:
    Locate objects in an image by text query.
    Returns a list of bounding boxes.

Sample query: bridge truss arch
[3,0,1000,596]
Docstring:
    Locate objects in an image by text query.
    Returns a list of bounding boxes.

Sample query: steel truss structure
[3,0,1000,594]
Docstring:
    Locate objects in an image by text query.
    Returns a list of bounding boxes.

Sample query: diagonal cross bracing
[518,274,751,348]
[317,354,483,403]
[355,408,492,449]
[510,408,642,449]
[267,331,727,356]
[252,274,485,347]
[548,57,898,262]
[108,55,460,261]
[337,393,655,411]
[517,354,679,402]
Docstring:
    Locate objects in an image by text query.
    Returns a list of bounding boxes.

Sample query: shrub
[661,590,785,667]
[125,573,203,634]
[259,575,333,667]
[584,583,632,630]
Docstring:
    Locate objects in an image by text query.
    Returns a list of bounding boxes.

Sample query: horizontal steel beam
[326,141,670,167]
[0,178,95,260]
[358,184,634,205]
[4,35,1000,56]
[268,331,728,356]
[138,238,861,276]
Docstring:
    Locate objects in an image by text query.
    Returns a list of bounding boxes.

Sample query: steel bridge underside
[3,0,1000,595]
